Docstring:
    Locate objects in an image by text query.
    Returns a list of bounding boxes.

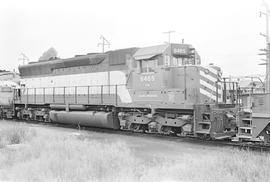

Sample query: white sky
[0,0,269,76]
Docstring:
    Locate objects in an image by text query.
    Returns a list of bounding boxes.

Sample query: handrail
[115,85,118,106]
[53,87,55,103]
[75,86,77,104]
[27,88,29,104]
[22,84,127,89]
[43,88,45,103]
[34,88,36,104]
[101,85,103,104]
[215,79,239,105]
[63,87,65,104]
[87,86,90,104]
[21,84,123,106]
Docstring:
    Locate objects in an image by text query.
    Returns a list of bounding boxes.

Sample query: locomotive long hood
[18,54,106,78]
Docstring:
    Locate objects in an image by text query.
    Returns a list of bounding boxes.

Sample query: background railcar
[237,93,270,142]
[0,71,19,118]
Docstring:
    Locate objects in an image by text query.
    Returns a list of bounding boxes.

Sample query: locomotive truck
[2,43,241,139]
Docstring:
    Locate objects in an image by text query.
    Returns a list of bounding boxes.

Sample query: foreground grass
[0,123,36,148]
[0,123,269,182]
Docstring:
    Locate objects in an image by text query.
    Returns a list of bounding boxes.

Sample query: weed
[0,124,270,182]
[0,124,35,147]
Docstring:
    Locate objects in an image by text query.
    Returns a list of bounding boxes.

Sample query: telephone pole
[260,0,270,92]
[163,31,175,43]
[18,53,29,65]
[98,35,110,53]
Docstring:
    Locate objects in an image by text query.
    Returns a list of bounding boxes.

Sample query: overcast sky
[0,0,269,77]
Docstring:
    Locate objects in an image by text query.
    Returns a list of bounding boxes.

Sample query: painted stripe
[200,88,216,100]
[199,70,218,83]
[199,67,219,80]
[207,66,218,75]
[200,79,222,95]
[200,88,222,102]
[200,75,222,90]
[200,84,221,99]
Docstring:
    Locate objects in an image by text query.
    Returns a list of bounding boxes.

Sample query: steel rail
[3,119,270,153]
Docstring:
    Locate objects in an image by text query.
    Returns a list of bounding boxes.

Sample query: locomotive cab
[127,43,219,108]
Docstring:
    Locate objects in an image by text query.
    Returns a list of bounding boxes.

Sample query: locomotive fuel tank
[49,111,120,129]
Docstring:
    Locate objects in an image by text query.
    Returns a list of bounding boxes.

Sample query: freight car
[3,43,240,140]
[237,92,270,143]
[0,71,19,119]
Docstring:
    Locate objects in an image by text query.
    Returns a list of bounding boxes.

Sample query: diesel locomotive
[1,43,261,141]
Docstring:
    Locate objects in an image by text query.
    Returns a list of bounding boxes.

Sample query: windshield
[140,60,156,73]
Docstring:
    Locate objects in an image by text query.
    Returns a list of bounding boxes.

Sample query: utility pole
[260,0,270,92]
[98,35,110,53]
[18,53,29,65]
[163,31,175,44]
[98,35,111,92]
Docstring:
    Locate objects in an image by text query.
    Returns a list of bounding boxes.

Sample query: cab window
[139,59,156,73]
[164,55,170,66]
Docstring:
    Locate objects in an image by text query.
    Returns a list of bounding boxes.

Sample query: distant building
[237,78,265,94]
[0,71,20,86]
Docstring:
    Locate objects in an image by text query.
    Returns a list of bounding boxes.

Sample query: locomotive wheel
[129,123,147,133]
[160,126,173,135]
[198,134,211,140]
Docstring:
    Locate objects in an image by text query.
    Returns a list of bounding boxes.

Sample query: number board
[172,45,189,56]
[140,75,155,82]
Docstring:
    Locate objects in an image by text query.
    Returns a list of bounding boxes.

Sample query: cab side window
[164,55,170,66]
[139,60,156,73]
[157,56,163,66]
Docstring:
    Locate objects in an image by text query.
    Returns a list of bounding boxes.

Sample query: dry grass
[0,134,139,182]
[0,124,36,148]
[139,150,270,182]
[0,123,270,182]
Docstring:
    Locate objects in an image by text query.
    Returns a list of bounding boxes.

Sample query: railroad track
[4,119,270,153]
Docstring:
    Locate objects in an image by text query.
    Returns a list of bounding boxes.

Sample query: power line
[98,35,110,53]
[18,53,29,65]
[163,31,175,44]
[260,0,270,92]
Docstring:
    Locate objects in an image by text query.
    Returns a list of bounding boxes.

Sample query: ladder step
[242,118,252,121]
[237,134,252,139]
[198,121,211,125]
[239,126,252,129]
[196,130,210,134]
[242,108,252,113]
